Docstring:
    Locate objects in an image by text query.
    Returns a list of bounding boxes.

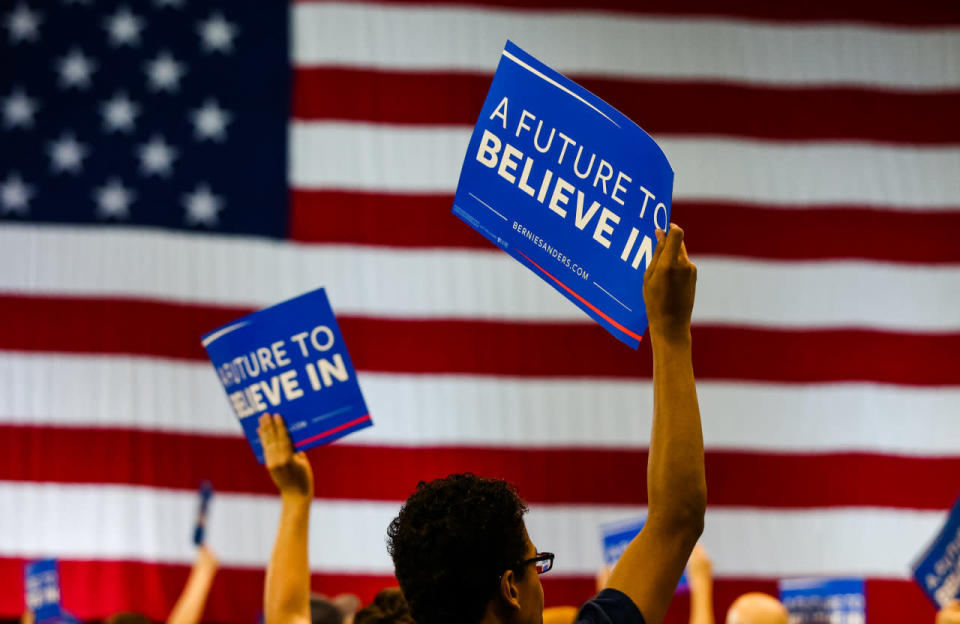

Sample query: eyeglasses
[513,552,554,575]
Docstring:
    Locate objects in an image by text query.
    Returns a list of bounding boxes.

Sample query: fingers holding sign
[643,224,697,346]
[258,414,314,501]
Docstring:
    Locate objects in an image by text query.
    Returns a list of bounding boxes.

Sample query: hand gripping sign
[913,494,960,607]
[201,288,372,463]
[453,41,674,348]
[779,578,866,624]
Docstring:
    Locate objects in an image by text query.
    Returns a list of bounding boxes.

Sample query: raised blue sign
[779,578,865,623]
[913,494,960,607]
[453,41,673,348]
[601,518,688,592]
[202,288,372,463]
[24,560,62,623]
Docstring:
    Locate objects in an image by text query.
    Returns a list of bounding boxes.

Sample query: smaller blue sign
[600,518,688,592]
[193,480,214,546]
[452,41,674,348]
[24,560,62,623]
[913,493,960,607]
[202,288,372,463]
[779,578,865,623]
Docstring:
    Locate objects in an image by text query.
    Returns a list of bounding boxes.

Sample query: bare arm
[938,601,960,624]
[687,545,715,624]
[606,224,707,624]
[543,606,579,624]
[260,413,314,624]
[166,546,219,624]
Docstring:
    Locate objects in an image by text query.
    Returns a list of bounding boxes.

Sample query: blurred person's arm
[543,606,579,624]
[938,600,960,624]
[166,546,219,624]
[260,413,314,624]
[20,611,34,624]
[606,224,707,624]
[686,544,714,624]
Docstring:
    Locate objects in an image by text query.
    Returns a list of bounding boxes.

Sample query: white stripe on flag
[0,482,946,576]
[290,122,960,208]
[3,352,960,455]
[292,3,960,89]
[3,225,959,331]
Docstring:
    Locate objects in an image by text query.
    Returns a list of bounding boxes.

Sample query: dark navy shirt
[575,589,646,624]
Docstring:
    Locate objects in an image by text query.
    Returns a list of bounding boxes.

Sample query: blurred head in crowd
[726,593,788,624]
[387,473,539,624]
[310,597,344,624]
[311,593,361,624]
[106,614,153,624]
[353,588,414,624]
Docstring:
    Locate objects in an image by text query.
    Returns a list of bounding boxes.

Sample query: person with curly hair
[388,224,706,624]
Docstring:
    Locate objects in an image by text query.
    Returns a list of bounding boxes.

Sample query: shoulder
[575,589,646,624]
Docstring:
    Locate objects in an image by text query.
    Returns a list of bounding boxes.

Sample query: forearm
[166,557,218,624]
[688,576,714,624]
[264,496,311,624]
[647,334,706,532]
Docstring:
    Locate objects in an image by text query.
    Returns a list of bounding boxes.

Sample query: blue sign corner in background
[201,288,372,463]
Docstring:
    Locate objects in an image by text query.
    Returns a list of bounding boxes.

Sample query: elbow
[650,482,706,539]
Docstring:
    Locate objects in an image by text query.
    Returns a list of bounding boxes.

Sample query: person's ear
[499,569,522,611]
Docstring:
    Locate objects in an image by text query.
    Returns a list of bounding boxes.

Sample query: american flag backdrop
[1,1,959,623]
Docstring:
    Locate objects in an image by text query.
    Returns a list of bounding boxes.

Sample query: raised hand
[643,224,697,345]
[258,413,314,500]
[686,544,711,589]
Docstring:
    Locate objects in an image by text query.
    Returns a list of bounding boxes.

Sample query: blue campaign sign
[601,518,688,592]
[452,41,674,348]
[24,560,62,623]
[779,578,865,623]
[201,288,372,463]
[913,494,960,607]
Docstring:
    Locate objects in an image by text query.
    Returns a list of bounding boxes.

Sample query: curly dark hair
[354,587,414,624]
[387,473,530,624]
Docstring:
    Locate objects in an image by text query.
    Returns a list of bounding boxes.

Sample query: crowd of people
[24,225,958,624]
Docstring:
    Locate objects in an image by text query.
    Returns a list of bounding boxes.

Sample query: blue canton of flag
[0,0,289,237]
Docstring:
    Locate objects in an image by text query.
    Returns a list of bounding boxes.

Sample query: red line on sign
[295,414,372,447]
[515,249,644,343]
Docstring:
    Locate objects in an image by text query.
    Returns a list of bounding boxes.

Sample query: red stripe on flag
[0,558,936,624]
[2,425,958,509]
[289,190,960,264]
[1,294,958,384]
[293,68,960,144]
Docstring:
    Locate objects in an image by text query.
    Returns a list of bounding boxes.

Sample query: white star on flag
[190,99,231,141]
[137,135,177,177]
[197,13,237,54]
[183,184,223,226]
[57,48,97,89]
[5,3,42,44]
[93,178,135,219]
[48,132,89,174]
[103,6,143,47]
[0,172,34,215]
[101,92,140,133]
[144,51,186,92]
[2,88,39,129]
